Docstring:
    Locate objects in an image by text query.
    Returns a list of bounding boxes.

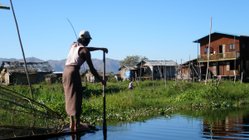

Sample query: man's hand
[102,48,108,54]
[102,80,107,86]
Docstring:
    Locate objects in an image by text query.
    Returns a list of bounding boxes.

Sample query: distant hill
[46,59,66,72]
[0,57,43,63]
[0,57,120,74]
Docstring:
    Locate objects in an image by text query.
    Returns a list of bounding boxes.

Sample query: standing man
[63,30,108,131]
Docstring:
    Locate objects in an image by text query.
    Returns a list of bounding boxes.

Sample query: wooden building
[0,61,53,85]
[45,71,63,84]
[83,70,109,83]
[177,59,200,81]
[136,60,177,80]
[118,65,137,81]
[118,60,177,81]
[194,32,249,82]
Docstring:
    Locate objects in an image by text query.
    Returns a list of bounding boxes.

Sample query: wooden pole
[188,55,191,81]
[164,61,166,87]
[197,43,202,81]
[205,17,212,85]
[234,36,236,83]
[241,72,243,83]
[0,4,10,10]
[102,51,107,140]
[139,61,142,82]
[10,0,33,98]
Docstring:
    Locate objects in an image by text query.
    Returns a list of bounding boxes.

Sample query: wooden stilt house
[136,60,177,80]
[194,32,249,82]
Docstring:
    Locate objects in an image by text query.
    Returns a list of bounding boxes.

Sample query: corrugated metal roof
[1,61,53,73]
[118,65,137,70]
[193,32,240,43]
[143,60,177,66]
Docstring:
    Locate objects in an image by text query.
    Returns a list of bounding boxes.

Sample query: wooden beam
[0,5,10,10]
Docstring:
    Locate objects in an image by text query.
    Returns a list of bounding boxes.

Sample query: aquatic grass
[0,85,63,130]
[73,80,249,124]
[80,81,174,124]
[200,81,249,108]
[3,80,249,126]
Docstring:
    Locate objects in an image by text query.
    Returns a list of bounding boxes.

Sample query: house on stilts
[118,60,178,81]
[177,58,200,81]
[190,32,249,82]
[136,60,177,81]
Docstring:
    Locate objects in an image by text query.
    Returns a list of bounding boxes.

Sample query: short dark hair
[77,37,90,45]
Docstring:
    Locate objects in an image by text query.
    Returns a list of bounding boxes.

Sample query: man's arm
[79,47,103,82]
[87,47,108,54]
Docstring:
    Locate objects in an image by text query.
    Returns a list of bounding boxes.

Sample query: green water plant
[2,80,249,126]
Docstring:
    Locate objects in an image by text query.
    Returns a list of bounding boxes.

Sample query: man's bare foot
[70,116,76,132]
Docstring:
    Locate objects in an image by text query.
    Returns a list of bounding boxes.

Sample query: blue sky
[1,0,249,63]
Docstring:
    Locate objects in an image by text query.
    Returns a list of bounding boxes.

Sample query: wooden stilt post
[205,17,212,85]
[234,36,236,83]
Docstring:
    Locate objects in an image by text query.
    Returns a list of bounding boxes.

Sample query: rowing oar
[102,51,107,140]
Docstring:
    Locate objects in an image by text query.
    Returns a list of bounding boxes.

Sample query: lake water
[56,109,249,140]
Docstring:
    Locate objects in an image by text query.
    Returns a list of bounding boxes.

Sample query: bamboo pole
[9,0,33,98]
[205,17,212,85]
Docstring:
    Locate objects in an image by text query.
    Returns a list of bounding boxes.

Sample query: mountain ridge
[0,57,120,73]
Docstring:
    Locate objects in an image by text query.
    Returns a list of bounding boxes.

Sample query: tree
[120,55,148,67]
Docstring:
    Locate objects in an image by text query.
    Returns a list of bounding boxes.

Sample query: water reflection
[3,110,249,140]
[68,133,85,140]
[202,111,249,139]
[80,109,249,140]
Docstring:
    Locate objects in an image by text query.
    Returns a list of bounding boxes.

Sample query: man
[63,30,108,131]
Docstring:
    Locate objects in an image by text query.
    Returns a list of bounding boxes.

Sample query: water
[83,115,203,140]
[57,110,249,140]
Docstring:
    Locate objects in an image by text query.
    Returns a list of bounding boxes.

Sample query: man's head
[79,30,92,39]
[78,30,92,46]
